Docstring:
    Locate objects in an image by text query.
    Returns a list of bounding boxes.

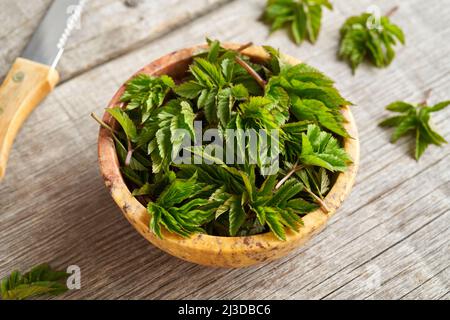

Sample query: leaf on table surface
[380,98,449,160]
[1,264,68,300]
[339,12,405,73]
[263,0,333,45]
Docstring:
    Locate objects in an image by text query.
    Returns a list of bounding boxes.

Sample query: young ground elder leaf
[339,12,405,73]
[300,124,352,172]
[121,74,175,123]
[263,0,333,45]
[1,264,68,300]
[380,99,449,160]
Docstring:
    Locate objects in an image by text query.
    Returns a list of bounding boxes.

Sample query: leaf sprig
[1,264,68,300]
[380,96,449,160]
[339,9,405,73]
[98,39,352,240]
[263,0,333,45]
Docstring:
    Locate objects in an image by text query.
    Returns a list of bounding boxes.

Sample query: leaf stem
[90,112,123,148]
[304,188,330,213]
[91,112,116,133]
[125,139,134,167]
[237,42,253,53]
[420,89,432,106]
[275,162,302,190]
[385,6,399,17]
[235,56,267,89]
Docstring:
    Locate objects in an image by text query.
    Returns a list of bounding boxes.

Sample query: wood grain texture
[0,0,449,299]
[0,0,234,82]
[0,0,52,82]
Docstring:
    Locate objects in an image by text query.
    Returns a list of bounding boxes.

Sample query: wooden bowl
[97,44,360,268]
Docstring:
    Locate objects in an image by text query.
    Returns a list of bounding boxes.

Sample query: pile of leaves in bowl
[99,39,353,240]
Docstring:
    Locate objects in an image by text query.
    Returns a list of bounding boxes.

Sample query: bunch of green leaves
[300,124,351,171]
[147,172,217,238]
[121,74,175,123]
[380,99,449,160]
[176,163,316,240]
[1,264,68,300]
[174,57,251,127]
[100,39,352,240]
[339,11,405,73]
[264,47,353,139]
[263,0,333,45]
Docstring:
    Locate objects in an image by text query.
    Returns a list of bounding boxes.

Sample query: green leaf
[288,80,351,109]
[265,208,286,240]
[279,208,303,230]
[287,198,318,213]
[217,88,233,127]
[264,1,293,23]
[193,58,225,87]
[231,84,249,100]
[281,63,334,87]
[383,19,405,44]
[268,178,303,207]
[238,96,279,130]
[215,195,234,219]
[148,202,163,238]
[207,39,221,62]
[147,173,215,238]
[367,30,385,67]
[253,206,267,225]
[229,196,247,236]
[204,90,219,124]
[121,74,174,122]
[390,116,417,143]
[379,115,406,127]
[160,206,191,237]
[174,81,204,99]
[415,128,429,160]
[1,264,68,300]
[418,111,446,145]
[121,167,145,186]
[386,101,414,112]
[306,4,322,43]
[259,175,278,197]
[428,100,450,113]
[291,98,349,137]
[221,58,235,83]
[339,26,367,73]
[157,173,202,208]
[263,206,302,241]
[291,4,307,45]
[132,183,154,196]
[106,108,137,141]
[115,140,148,171]
[300,124,351,172]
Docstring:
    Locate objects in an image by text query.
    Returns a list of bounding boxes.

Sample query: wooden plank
[0,0,449,299]
[400,268,450,300]
[0,0,52,81]
[0,0,233,81]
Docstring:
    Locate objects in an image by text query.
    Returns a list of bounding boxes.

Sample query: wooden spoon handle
[0,58,59,180]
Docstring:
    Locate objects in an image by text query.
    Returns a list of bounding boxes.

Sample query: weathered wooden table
[0,0,448,300]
